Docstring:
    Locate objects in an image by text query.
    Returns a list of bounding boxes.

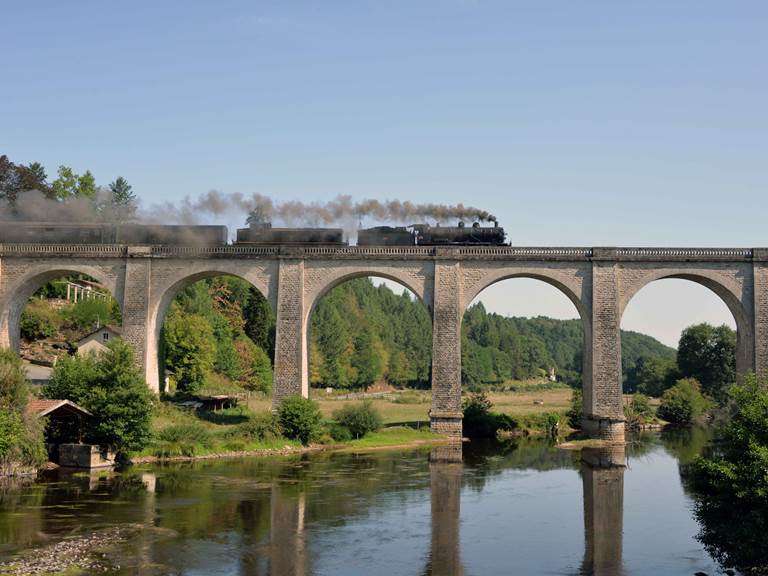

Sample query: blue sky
[3,1,765,345]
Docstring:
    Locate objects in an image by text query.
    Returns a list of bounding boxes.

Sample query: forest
[160,276,675,394]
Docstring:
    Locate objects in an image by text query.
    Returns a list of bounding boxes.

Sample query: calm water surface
[0,429,723,575]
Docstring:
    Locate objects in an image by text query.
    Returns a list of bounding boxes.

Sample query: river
[0,428,726,575]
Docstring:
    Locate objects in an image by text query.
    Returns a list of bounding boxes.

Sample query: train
[0,222,229,245]
[235,222,346,246]
[0,220,506,247]
[357,221,506,246]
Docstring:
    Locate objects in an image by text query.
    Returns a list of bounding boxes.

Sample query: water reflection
[0,434,726,575]
[424,444,464,576]
[580,446,625,576]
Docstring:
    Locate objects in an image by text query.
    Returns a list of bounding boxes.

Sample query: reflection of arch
[149,268,274,388]
[1,264,121,352]
[619,267,753,376]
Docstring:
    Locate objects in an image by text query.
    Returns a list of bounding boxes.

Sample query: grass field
[246,386,576,425]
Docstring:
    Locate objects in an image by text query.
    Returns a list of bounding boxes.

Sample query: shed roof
[26,399,92,418]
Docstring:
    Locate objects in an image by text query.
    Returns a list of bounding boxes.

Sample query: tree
[685,372,768,574]
[627,356,680,396]
[243,290,275,357]
[351,328,382,388]
[163,308,216,394]
[0,156,53,205]
[677,323,736,401]
[43,340,153,454]
[27,162,47,185]
[108,176,137,222]
[51,166,97,199]
[52,165,78,200]
[0,349,46,474]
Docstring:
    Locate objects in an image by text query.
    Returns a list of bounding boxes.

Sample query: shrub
[567,388,583,429]
[64,298,116,331]
[157,423,212,446]
[462,391,517,438]
[328,423,353,442]
[20,301,59,340]
[624,393,654,428]
[657,378,709,424]
[332,401,383,439]
[229,412,282,442]
[277,396,323,445]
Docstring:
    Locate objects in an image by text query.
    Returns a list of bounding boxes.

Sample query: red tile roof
[26,399,92,417]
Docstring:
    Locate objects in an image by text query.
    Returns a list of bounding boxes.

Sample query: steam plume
[144,192,497,226]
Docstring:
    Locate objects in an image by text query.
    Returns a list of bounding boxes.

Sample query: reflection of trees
[658,426,711,466]
[462,438,579,493]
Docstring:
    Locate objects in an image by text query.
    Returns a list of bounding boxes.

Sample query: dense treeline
[308,278,675,390]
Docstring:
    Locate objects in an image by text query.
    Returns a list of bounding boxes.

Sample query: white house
[76,325,122,356]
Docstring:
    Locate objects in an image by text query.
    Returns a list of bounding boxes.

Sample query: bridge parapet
[1,243,764,261]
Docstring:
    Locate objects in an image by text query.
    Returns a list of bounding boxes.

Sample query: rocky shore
[0,526,137,575]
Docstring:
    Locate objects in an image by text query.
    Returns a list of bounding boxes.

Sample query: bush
[229,412,282,442]
[277,396,323,445]
[328,423,353,442]
[64,298,116,331]
[624,393,654,428]
[157,423,212,446]
[20,301,59,340]
[567,388,583,429]
[332,401,383,439]
[462,391,517,438]
[44,340,153,454]
[657,378,709,424]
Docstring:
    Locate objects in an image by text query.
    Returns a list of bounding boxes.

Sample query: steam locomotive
[357,221,506,246]
[0,222,228,245]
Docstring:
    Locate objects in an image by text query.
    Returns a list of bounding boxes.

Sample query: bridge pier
[754,256,768,374]
[584,253,625,443]
[120,247,158,392]
[429,259,464,439]
[272,258,307,407]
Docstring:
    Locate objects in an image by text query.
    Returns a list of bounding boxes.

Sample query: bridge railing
[0,244,128,255]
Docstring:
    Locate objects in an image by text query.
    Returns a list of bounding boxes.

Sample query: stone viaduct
[1,243,767,440]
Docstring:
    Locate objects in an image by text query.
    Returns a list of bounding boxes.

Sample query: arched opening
[620,277,742,406]
[155,273,275,398]
[11,269,122,385]
[461,277,586,424]
[305,275,433,425]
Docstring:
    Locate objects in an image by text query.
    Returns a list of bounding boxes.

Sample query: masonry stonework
[273,258,307,406]
[430,258,463,438]
[1,244,766,442]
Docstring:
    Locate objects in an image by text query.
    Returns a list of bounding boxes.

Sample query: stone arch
[147,263,276,392]
[459,263,592,389]
[618,265,754,377]
[0,263,122,352]
[301,262,434,394]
